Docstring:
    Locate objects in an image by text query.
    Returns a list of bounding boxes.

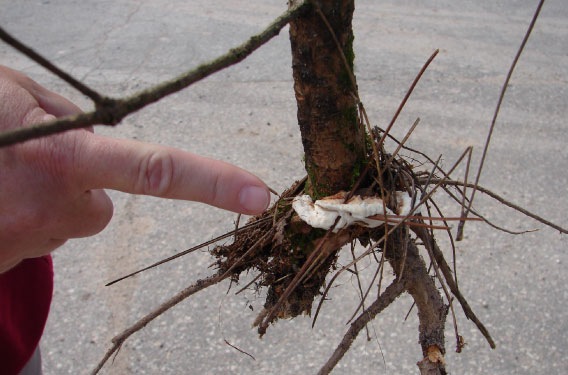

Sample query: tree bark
[289,0,366,198]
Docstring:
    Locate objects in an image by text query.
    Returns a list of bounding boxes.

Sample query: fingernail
[239,186,270,213]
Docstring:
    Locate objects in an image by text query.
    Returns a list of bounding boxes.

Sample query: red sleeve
[0,255,54,375]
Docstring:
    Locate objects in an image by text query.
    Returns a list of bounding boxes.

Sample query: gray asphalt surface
[1,0,567,374]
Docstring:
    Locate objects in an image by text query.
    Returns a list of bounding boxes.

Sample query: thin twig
[372,219,450,231]
[0,26,105,104]
[440,185,532,235]
[398,225,409,281]
[463,0,545,232]
[410,152,542,235]
[456,147,473,241]
[423,178,567,234]
[372,104,430,298]
[312,249,382,329]
[224,339,256,361]
[234,214,242,242]
[426,197,460,291]
[350,243,370,340]
[235,272,263,295]
[404,301,416,322]
[345,252,383,326]
[376,50,439,150]
[106,217,271,286]
[0,0,309,147]
[367,213,483,222]
[268,186,280,197]
[383,117,421,171]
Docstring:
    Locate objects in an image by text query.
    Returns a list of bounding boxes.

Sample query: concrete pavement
[1,0,566,374]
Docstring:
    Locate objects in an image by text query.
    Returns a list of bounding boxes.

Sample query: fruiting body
[292,191,416,232]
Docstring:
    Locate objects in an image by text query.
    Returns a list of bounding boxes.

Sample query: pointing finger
[76,134,270,215]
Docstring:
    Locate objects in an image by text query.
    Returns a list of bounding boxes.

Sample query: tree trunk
[289,0,366,198]
[288,2,448,374]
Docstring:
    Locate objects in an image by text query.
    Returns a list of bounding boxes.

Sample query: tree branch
[0,0,309,148]
[463,0,545,233]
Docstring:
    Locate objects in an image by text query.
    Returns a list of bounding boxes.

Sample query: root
[91,272,226,375]
[388,236,448,372]
[412,226,496,349]
[319,230,450,375]
[317,280,406,375]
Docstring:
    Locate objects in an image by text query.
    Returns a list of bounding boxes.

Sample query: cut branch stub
[289,0,366,198]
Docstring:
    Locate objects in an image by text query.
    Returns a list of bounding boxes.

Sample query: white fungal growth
[292,191,419,232]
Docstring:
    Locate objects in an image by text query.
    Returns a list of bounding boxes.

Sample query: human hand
[0,66,270,272]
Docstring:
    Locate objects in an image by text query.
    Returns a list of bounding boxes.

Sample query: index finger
[75,134,271,215]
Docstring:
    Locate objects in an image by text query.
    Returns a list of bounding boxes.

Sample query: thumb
[75,134,270,215]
